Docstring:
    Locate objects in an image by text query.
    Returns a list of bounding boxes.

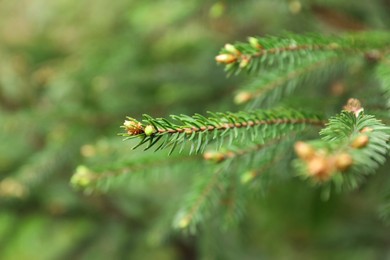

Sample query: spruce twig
[122,110,324,154]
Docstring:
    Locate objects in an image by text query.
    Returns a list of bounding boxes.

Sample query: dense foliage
[1,1,390,259]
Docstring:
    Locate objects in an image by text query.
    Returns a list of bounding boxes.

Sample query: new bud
[351,135,369,149]
[234,91,252,104]
[239,57,250,68]
[144,125,156,136]
[307,155,332,181]
[335,153,353,172]
[343,98,364,117]
[294,141,315,161]
[248,37,262,49]
[203,151,225,163]
[215,54,237,64]
[360,127,373,133]
[224,44,240,55]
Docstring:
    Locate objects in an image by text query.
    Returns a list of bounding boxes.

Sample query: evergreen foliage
[121,109,323,154]
[2,0,390,259]
[295,109,389,191]
[112,32,390,232]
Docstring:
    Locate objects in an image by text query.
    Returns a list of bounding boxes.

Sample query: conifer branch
[234,53,346,106]
[240,154,285,185]
[173,166,227,231]
[115,31,390,232]
[71,153,198,190]
[122,110,324,154]
[220,182,244,229]
[202,135,290,164]
[1,140,80,199]
[216,32,390,75]
[294,99,389,190]
[174,139,292,231]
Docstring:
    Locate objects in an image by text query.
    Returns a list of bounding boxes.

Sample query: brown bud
[360,127,373,133]
[335,153,353,172]
[294,141,315,161]
[184,128,193,134]
[343,98,363,117]
[234,91,253,104]
[124,119,143,135]
[307,156,332,181]
[215,54,237,64]
[203,151,226,163]
[351,135,369,149]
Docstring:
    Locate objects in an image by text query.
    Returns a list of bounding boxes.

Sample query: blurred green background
[1,0,390,259]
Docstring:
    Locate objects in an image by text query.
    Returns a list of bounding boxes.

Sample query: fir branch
[219,176,246,229]
[216,32,390,75]
[174,138,294,231]
[0,138,80,199]
[294,100,389,190]
[234,53,347,106]
[173,166,227,232]
[71,152,198,190]
[203,135,291,164]
[122,109,324,154]
[240,153,285,185]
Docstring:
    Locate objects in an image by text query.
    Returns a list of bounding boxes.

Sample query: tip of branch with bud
[215,54,237,64]
[248,37,262,49]
[216,39,259,67]
[123,118,157,137]
[123,118,144,135]
[343,98,364,117]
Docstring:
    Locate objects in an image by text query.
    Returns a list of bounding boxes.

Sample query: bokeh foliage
[1,0,390,259]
